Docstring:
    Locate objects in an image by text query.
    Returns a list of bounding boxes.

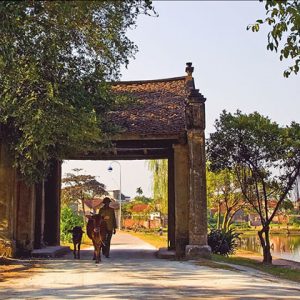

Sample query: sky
[62,1,300,199]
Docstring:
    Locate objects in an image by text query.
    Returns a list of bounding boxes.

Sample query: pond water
[238,234,300,263]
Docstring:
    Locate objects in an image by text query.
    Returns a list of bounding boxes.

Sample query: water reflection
[238,234,300,262]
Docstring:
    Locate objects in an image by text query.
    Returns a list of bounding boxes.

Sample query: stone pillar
[168,154,175,250]
[185,88,211,259]
[34,181,45,249]
[44,160,61,246]
[15,179,36,254]
[173,144,189,258]
[0,142,16,257]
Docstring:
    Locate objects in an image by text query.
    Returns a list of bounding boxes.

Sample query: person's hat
[102,197,111,204]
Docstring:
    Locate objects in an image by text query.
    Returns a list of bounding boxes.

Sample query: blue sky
[63,1,300,198]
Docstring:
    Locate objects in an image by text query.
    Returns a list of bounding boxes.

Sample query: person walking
[98,197,117,258]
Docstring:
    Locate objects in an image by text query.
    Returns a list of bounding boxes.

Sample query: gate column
[34,181,45,248]
[173,144,189,258]
[185,88,211,259]
[44,160,61,246]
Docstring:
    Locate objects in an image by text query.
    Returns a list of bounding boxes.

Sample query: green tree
[248,0,300,77]
[207,110,300,264]
[147,159,168,215]
[207,166,246,231]
[136,187,143,196]
[62,169,107,223]
[133,195,153,204]
[0,1,155,182]
[60,205,83,243]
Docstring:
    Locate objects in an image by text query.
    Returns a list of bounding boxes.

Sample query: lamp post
[108,161,122,230]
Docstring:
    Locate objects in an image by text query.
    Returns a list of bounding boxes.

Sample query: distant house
[108,190,130,203]
[83,197,103,213]
[123,203,161,229]
[209,198,294,227]
[79,196,119,215]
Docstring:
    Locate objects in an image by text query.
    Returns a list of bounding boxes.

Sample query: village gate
[0,63,210,259]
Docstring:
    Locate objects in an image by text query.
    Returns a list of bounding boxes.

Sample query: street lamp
[108,161,122,230]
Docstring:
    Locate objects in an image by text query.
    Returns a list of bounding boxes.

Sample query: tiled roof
[84,197,119,210]
[132,203,150,212]
[109,77,189,136]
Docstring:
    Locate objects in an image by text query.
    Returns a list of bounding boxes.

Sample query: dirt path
[1,232,300,299]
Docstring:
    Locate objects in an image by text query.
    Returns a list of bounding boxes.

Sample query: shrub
[60,205,84,243]
[207,215,217,229]
[208,229,240,256]
[289,216,300,228]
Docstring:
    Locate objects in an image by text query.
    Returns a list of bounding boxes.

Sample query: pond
[238,233,300,262]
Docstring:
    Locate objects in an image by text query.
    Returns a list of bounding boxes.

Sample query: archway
[0,63,210,259]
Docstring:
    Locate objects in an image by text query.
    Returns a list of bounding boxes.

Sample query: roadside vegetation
[207,110,300,264]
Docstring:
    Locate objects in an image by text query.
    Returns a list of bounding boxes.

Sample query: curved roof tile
[109,77,189,136]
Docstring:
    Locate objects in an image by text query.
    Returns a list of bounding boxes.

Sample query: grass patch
[212,254,300,283]
[126,230,168,249]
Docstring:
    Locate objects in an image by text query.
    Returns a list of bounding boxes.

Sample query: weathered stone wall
[15,180,36,254]
[0,142,37,256]
[0,142,16,257]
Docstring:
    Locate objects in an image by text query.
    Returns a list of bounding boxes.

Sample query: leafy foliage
[61,168,107,224]
[147,159,168,215]
[207,110,300,263]
[62,169,107,203]
[208,229,240,256]
[207,166,246,231]
[0,1,155,182]
[122,195,154,218]
[60,205,83,243]
[248,0,300,77]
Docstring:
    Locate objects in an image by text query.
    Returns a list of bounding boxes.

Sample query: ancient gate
[0,63,210,259]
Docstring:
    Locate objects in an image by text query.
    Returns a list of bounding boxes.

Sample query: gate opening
[60,159,169,250]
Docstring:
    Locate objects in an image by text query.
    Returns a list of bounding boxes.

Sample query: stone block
[185,244,211,260]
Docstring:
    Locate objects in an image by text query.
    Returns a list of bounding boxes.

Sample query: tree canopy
[0,1,155,182]
[61,168,107,223]
[248,0,300,77]
[207,110,300,263]
[61,168,107,206]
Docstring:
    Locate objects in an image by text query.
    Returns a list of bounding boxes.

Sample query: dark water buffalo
[86,214,107,263]
[68,226,84,259]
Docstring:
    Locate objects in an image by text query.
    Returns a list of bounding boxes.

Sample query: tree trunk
[81,198,86,226]
[258,225,272,264]
[217,202,221,230]
[222,211,229,232]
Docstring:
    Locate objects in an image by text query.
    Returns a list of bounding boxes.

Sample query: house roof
[84,198,102,209]
[132,203,149,213]
[84,197,119,210]
[109,76,190,137]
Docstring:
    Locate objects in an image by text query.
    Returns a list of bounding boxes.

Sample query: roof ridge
[111,76,186,85]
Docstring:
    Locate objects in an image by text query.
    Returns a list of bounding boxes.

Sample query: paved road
[1,232,300,299]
